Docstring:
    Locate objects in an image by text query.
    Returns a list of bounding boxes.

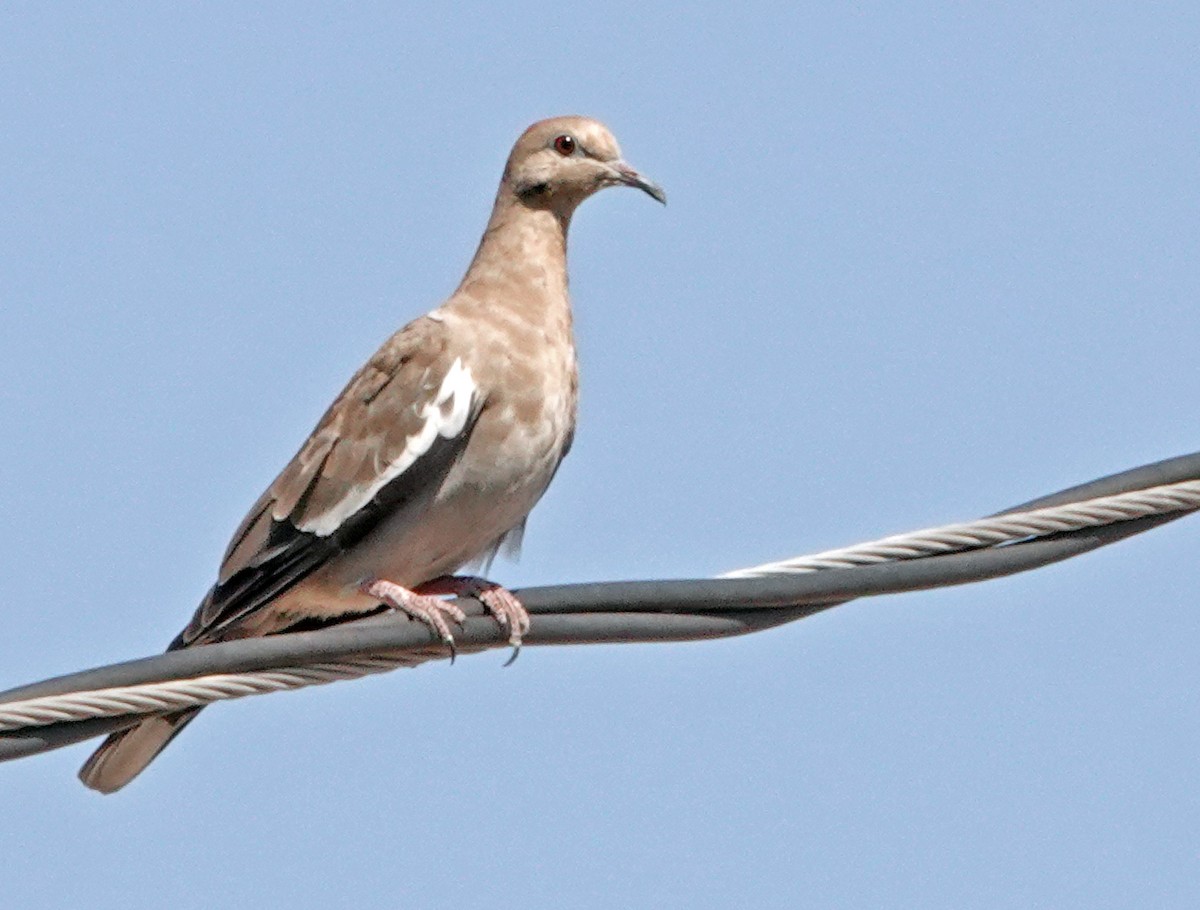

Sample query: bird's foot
[361,579,467,661]
[415,575,531,665]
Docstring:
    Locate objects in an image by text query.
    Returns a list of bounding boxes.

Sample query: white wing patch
[302,358,477,536]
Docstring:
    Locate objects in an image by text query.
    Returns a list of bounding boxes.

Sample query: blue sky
[2,3,1199,907]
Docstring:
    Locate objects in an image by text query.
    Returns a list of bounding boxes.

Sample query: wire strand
[0,464,1195,743]
[721,479,1200,577]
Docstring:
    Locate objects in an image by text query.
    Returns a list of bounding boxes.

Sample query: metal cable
[0,465,1195,747]
[0,658,409,733]
[722,479,1200,577]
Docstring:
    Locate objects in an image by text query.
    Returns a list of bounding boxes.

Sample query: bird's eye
[552,134,576,156]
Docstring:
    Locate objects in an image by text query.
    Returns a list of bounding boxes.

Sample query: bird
[78,116,665,793]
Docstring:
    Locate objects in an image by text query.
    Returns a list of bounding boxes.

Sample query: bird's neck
[456,195,572,310]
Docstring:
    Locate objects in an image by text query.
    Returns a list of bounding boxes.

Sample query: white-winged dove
[79,116,665,793]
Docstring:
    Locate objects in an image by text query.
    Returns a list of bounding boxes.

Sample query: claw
[362,579,468,661]
[414,575,531,664]
[502,642,521,667]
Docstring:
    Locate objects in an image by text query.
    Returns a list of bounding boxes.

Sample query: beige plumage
[79,116,665,793]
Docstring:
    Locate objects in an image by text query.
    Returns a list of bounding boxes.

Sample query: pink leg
[361,579,468,660]
[415,575,531,664]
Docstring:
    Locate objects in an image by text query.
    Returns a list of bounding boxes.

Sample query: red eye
[553,134,576,156]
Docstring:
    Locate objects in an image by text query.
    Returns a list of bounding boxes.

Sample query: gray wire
[0,451,1196,764]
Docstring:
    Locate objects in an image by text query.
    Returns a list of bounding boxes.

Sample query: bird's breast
[314,321,577,600]
[457,320,578,497]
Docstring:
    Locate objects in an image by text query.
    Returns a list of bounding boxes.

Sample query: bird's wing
[174,314,484,647]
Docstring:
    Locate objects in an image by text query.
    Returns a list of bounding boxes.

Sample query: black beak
[611,161,667,205]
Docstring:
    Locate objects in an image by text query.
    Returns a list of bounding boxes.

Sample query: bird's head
[502,116,666,215]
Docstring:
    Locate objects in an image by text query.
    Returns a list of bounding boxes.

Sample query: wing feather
[175,315,482,646]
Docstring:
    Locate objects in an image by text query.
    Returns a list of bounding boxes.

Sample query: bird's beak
[610,161,667,205]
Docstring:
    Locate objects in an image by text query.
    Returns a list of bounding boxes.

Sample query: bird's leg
[414,575,531,665]
[360,579,467,661]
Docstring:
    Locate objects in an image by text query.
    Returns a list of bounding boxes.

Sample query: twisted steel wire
[722,479,1200,577]
[0,470,1196,739]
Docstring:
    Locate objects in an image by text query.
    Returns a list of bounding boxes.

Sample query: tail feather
[78,708,201,794]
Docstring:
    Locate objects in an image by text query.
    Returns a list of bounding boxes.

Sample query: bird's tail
[78,708,202,794]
